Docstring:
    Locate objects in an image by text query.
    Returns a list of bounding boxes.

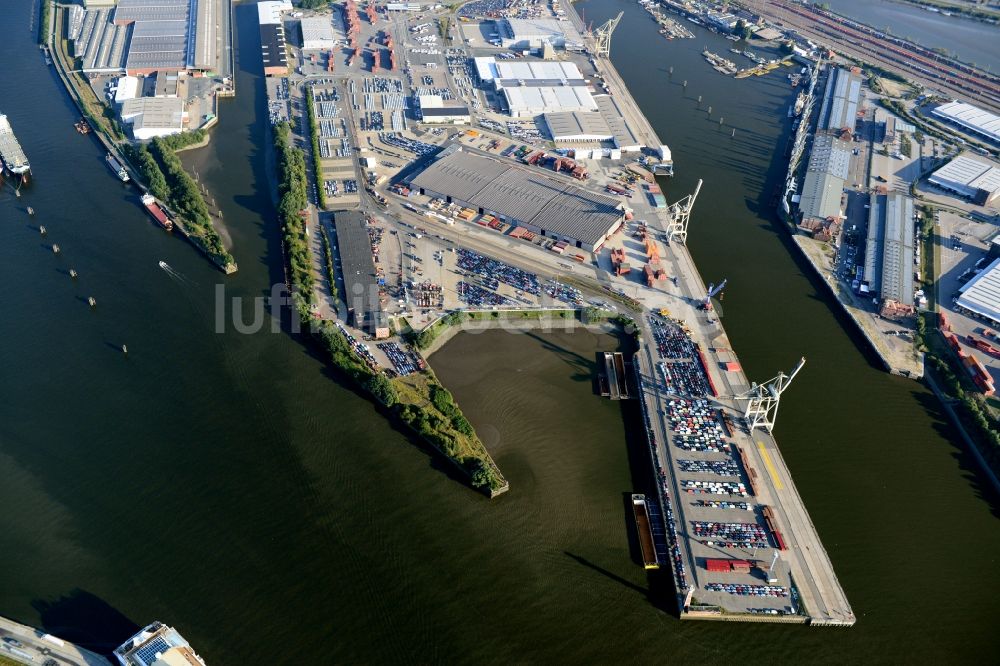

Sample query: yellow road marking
[757,441,784,491]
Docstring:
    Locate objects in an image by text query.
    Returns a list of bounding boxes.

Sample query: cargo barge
[141,193,174,231]
[0,113,31,182]
[106,152,129,182]
[632,494,660,569]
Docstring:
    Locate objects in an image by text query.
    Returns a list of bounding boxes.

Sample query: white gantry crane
[741,357,806,432]
[664,178,702,244]
[594,11,624,57]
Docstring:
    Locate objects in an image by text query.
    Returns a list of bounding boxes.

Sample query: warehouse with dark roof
[406,146,625,252]
[334,212,389,339]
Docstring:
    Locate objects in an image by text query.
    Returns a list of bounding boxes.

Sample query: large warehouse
[798,135,851,222]
[878,193,915,308]
[928,155,1000,206]
[499,18,568,49]
[502,85,597,117]
[334,212,390,339]
[544,95,642,152]
[472,56,596,117]
[258,1,292,76]
[114,0,219,74]
[120,97,186,140]
[407,146,625,251]
[932,101,1000,146]
[819,67,863,133]
[957,258,1000,326]
[300,16,335,50]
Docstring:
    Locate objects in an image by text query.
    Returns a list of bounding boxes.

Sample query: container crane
[699,279,727,311]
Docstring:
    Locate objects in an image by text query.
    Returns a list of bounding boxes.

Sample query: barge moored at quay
[0,113,31,182]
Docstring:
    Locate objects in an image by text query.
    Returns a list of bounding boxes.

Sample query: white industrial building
[928,155,1000,206]
[418,95,471,124]
[474,57,584,83]
[543,95,642,152]
[499,18,567,49]
[503,85,597,117]
[258,0,293,25]
[301,16,335,50]
[957,258,1000,326]
[120,97,186,140]
[473,56,595,117]
[932,101,1000,146]
[112,75,140,104]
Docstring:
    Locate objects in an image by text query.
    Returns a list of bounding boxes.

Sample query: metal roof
[503,86,597,114]
[880,193,915,305]
[929,155,1000,197]
[409,148,623,246]
[959,257,1000,325]
[543,95,640,149]
[932,101,1000,144]
[821,68,863,131]
[420,107,470,117]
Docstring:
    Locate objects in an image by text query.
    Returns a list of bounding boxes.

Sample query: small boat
[88,296,96,307]
[69,269,78,278]
[158,260,168,269]
[27,206,34,215]
[39,225,46,235]
[121,344,128,354]
[51,243,60,254]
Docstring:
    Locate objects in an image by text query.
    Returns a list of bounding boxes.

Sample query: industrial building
[932,101,1000,146]
[543,95,642,152]
[473,58,584,83]
[334,212,390,339]
[113,75,141,104]
[407,146,625,251]
[928,155,1000,206]
[120,97,186,140]
[798,134,850,223]
[957,258,1000,326]
[877,193,915,310]
[116,0,218,74]
[818,67,863,133]
[417,95,470,124]
[300,16,336,50]
[499,18,568,49]
[472,57,597,117]
[502,85,597,117]
[70,0,219,75]
[258,1,292,77]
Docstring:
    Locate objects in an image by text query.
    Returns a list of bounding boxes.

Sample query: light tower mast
[741,357,806,432]
[664,178,702,244]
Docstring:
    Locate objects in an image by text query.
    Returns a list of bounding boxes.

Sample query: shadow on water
[911,386,1000,519]
[31,590,140,655]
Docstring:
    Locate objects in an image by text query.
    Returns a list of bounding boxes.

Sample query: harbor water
[0,0,998,662]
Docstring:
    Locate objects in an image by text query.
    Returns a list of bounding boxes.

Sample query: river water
[822,0,1000,71]
[0,0,997,662]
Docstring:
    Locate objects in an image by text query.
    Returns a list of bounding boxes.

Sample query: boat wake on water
[159,260,196,286]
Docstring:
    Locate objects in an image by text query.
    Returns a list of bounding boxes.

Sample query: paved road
[0,616,108,666]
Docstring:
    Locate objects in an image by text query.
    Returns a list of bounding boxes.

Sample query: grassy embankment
[39,0,51,44]
[304,87,327,209]
[272,122,506,494]
[128,131,236,272]
[53,14,127,141]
